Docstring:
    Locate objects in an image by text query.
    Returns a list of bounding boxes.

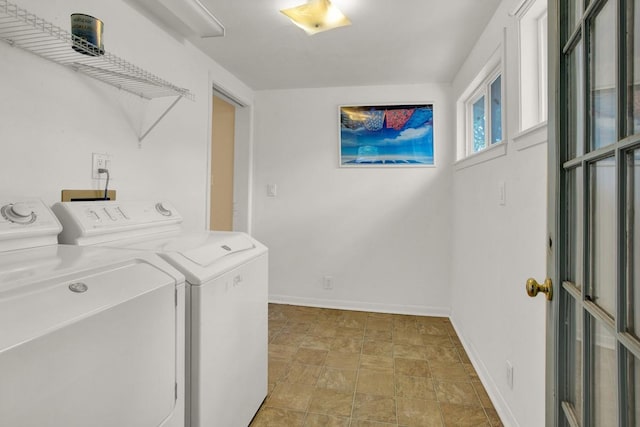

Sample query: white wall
[3,1,548,424]
[232,105,254,233]
[252,84,453,315]
[450,0,547,426]
[0,0,253,230]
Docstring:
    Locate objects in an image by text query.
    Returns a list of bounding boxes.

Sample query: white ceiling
[138,0,503,90]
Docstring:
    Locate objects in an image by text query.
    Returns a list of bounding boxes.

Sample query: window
[466,69,504,154]
[472,95,486,151]
[455,43,505,164]
[517,0,548,130]
[490,75,503,143]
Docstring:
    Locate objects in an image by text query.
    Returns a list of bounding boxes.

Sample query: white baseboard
[269,294,451,318]
[449,318,519,427]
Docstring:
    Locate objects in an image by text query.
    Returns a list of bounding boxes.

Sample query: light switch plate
[498,181,506,206]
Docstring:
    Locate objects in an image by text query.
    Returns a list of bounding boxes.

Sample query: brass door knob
[526,278,553,301]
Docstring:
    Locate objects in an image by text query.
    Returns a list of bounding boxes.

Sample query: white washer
[0,199,186,427]
[52,200,269,427]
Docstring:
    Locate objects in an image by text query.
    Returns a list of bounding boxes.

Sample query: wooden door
[210,95,235,231]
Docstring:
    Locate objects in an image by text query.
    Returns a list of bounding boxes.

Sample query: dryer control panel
[0,199,62,251]
[52,201,183,246]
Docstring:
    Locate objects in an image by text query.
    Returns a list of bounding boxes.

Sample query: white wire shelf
[0,0,195,101]
[0,1,196,143]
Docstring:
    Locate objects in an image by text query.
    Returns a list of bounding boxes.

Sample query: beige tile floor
[250,304,503,427]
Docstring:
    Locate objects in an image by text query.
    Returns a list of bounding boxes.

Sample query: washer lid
[0,245,184,294]
[106,231,255,265]
[0,244,182,427]
[179,233,254,266]
[0,245,184,350]
[99,231,267,284]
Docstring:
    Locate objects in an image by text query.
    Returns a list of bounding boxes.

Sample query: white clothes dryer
[52,200,269,427]
[0,199,186,427]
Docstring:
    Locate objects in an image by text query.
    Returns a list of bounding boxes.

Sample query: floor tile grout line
[391,317,400,427]
[346,319,365,427]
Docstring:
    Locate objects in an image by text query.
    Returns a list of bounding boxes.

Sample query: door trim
[546,0,560,424]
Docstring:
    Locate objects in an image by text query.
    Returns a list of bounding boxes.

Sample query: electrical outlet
[322,276,334,290]
[506,360,514,389]
[92,153,110,179]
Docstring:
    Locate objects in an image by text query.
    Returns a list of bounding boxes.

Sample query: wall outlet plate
[267,184,277,197]
[92,153,111,179]
[323,276,334,289]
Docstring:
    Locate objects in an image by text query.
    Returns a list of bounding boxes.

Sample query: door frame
[205,74,255,234]
[546,0,561,424]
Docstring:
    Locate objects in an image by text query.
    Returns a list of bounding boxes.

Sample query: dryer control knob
[155,202,172,217]
[1,203,36,224]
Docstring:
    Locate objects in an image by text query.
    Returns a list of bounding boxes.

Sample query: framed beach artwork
[339,103,434,167]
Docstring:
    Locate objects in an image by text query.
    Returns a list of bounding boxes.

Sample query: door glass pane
[564,295,583,425]
[591,158,616,316]
[592,318,618,426]
[631,149,640,339]
[473,96,486,152]
[490,75,502,144]
[632,0,640,134]
[627,0,640,133]
[569,41,585,159]
[633,352,640,426]
[591,0,617,150]
[567,0,583,37]
[569,166,584,289]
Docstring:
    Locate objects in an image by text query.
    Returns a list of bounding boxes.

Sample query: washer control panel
[52,201,183,245]
[0,200,60,229]
[1,202,37,224]
[0,199,63,250]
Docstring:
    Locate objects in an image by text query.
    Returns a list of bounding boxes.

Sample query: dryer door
[0,261,178,427]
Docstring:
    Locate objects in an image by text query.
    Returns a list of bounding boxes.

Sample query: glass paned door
[550,0,640,425]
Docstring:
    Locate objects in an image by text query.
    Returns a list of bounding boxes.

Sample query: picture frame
[339,103,435,167]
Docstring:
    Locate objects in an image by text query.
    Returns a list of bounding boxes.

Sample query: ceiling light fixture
[280,0,351,35]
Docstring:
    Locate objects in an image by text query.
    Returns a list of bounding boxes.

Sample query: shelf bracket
[138,95,184,146]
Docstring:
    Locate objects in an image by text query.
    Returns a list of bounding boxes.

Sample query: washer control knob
[1,203,36,224]
[155,202,172,217]
[10,203,32,217]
